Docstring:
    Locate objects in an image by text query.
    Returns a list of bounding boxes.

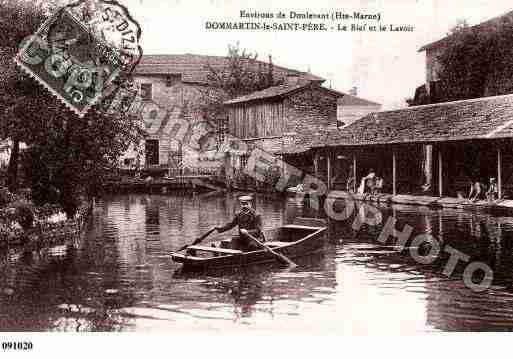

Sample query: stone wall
[425,47,444,84]
[231,86,340,169]
[120,75,223,170]
[285,87,339,148]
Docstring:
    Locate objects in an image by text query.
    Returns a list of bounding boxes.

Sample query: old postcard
[1,0,512,356]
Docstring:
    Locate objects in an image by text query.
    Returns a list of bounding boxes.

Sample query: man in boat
[215,195,263,252]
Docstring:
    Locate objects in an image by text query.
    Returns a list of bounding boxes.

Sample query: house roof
[224,83,345,105]
[337,94,381,107]
[419,10,513,52]
[310,93,513,148]
[277,143,313,155]
[134,54,324,84]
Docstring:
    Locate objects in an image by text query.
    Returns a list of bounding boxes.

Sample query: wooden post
[392,149,397,196]
[314,151,319,179]
[498,147,502,199]
[327,152,332,191]
[423,144,433,189]
[438,147,443,197]
[353,153,357,193]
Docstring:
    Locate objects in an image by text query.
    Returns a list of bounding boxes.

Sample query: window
[140,83,152,101]
[217,118,228,146]
[145,139,159,166]
[240,154,249,170]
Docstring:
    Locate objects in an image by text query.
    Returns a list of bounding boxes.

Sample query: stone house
[120,54,322,174]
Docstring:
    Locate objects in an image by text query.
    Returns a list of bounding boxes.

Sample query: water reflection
[2,194,513,331]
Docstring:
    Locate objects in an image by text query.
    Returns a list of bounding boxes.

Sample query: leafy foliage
[0,0,144,217]
[435,16,513,103]
[199,42,282,122]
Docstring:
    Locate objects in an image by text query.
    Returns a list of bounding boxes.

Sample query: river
[1,193,513,332]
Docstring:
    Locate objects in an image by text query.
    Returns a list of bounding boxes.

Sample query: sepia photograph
[2,0,513,354]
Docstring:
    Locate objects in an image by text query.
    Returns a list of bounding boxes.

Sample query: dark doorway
[145,139,159,166]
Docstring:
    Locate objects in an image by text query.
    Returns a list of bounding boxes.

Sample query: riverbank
[0,195,93,249]
[103,176,225,194]
[287,189,513,212]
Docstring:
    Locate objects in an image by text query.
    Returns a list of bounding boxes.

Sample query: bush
[12,201,34,229]
[0,187,15,207]
[263,164,282,188]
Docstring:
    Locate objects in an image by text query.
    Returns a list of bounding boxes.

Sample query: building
[122,53,322,175]
[223,76,343,187]
[305,93,513,201]
[312,10,513,203]
[337,92,381,128]
[224,79,379,160]
[221,82,381,187]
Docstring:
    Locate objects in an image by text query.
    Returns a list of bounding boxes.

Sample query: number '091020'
[2,342,33,350]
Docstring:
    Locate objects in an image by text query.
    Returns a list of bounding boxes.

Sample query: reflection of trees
[333,204,513,331]
[425,277,513,331]
[0,241,136,331]
[0,199,152,331]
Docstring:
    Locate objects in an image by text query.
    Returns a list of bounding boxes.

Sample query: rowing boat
[170,217,327,271]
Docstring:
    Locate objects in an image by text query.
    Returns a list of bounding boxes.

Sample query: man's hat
[238,195,253,203]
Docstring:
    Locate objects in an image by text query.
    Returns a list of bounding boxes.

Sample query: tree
[0,0,144,217]
[199,42,281,124]
[23,101,143,217]
[435,16,513,103]
[0,0,50,192]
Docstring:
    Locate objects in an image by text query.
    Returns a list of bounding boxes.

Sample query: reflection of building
[0,140,10,167]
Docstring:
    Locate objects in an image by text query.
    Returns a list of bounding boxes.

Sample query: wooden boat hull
[171,218,327,272]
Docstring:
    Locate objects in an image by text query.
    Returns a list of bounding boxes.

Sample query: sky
[119,0,513,110]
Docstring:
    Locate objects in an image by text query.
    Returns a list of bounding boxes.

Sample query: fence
[167,166,224,178]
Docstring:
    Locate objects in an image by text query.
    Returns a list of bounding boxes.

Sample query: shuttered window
[228,101,284,139]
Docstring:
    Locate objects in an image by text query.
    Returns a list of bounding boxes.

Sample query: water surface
[2,193,513,332]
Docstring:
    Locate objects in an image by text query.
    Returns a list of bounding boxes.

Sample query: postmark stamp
[14,0,142,117]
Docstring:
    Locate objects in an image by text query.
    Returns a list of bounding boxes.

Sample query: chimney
[349,86,358,96]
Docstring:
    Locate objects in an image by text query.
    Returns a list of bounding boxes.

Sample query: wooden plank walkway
[323,191,513,212]
[103,177,226,194]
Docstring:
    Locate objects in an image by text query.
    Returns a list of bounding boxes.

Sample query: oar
[176,227,217,252]
[240,229,297,268]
